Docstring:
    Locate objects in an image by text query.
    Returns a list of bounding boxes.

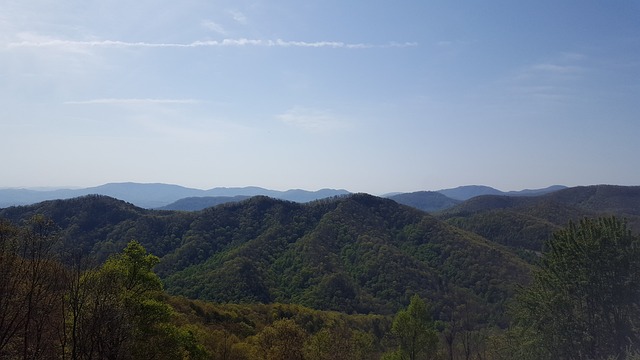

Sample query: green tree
[255,319,307,360]
[73,240,205,360]
[385,294,439,360]
[515,217,640,359]
[303,323,375,360]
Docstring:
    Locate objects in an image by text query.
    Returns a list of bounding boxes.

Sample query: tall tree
[0,216,65,359]
[72,240,205,360]
[384,294,438,360]
[515,217,640,359]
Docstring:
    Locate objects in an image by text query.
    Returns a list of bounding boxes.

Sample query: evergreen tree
[515,217,640,359]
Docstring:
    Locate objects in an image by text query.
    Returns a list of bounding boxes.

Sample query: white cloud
[227,10,247,25]
[5,35,417,51]
[277,107,351,133]
[64,98,201,105]
[201,20,227,35]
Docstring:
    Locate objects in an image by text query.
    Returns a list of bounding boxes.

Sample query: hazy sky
[2,1,639,194]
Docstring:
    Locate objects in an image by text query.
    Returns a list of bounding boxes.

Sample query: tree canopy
[515,217,640,359]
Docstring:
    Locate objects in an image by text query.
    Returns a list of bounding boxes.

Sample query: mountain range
[0,192,531,324]
[0,183,351,209]
[0,183,637,359]
[0,182,566,210]
[1,184,637,321]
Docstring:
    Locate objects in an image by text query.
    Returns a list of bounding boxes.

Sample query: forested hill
[436,185,640,254]
[0,193,530,325]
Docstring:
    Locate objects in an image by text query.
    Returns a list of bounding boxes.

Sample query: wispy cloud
[227,10,248,25]
[201,20,228,35]
[500,52,590,103]
[6,36,417,51]
[530,63,583,74]
[277,107,351,133]
[519,53,588,78]
[64,98,200,105]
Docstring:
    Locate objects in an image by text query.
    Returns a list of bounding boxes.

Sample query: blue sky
[1,1,639,194]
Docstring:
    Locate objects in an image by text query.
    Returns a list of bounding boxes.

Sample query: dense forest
[1,185,639,359]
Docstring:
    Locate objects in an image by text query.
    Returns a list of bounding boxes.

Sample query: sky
[1,1,639,194]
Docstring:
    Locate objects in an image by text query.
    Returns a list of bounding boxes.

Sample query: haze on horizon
[1,1,639,195]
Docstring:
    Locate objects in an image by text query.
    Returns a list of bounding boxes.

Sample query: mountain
[436,185,566,201]
[0,182,351,208]
[436,185,504,201]
[0,182,565,209]
[510,185,567,197]
[386,185,566,213]
[436,185,640,255]
[0,194,530,324]
[158,195,251,211]
[0,183,204,208]
[440,185,640,219]
[2,185,636,326]
[387,191,462,212]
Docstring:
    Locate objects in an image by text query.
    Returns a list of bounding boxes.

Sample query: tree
[255,319,307,360]
[72,240,205,360]
[0,216,65,359]
[303,323,375,360]
[515,217,640,359]
[384,294,439,360]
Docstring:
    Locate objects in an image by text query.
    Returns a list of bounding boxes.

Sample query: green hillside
[437,185,640,257]
[2,186,639,358]
[0,194,530,325]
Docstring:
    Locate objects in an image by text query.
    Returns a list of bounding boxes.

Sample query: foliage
[0,194,531,327]
[0,221,206,360]
[514,217,640,359]
[437,185,640,255]
[383,294,439,360]
[2,190,640,358]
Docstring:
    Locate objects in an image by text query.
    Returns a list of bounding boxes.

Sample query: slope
[0,194,530,326]
[437,185,640,254]
[388,191,462,212]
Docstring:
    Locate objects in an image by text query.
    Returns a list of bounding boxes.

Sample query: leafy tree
[303,323,375,360]
[384,294,439,360]
[72,240,205,359]
[255,319,307,360]
[515,217,640,359]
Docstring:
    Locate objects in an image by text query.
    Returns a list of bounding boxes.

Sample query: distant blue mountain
[0,183,351,209]
[157,196,251,211]
[388,191,461,212]
[436,185,566,201]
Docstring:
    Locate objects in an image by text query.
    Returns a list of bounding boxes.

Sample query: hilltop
[0,183,350,208]
[0,193,530,324]
[436,185,640,255]
[0,182,567,210]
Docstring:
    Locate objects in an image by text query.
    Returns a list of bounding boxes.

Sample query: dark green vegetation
[437,185,640,262]
[511,217,640,360]
[0,193,530,321]
[0,218,205,359]
[1,184,639,359]
[0,217,390,359]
